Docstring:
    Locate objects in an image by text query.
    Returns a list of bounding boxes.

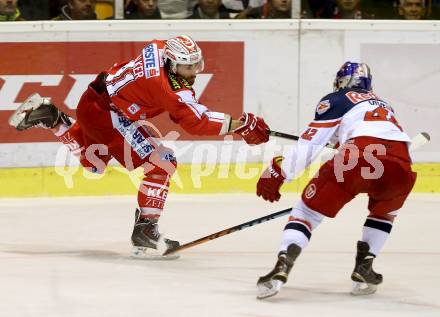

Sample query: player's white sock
[361,217,393,255]
[279,200,324,252]
[280,222,311,251]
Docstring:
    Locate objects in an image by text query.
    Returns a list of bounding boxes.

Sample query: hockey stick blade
[166,132,430,256]
[422,132,431,141]
[409,132,430,151]
[163,207,292,256]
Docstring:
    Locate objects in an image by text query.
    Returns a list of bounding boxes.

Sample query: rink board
[0,20,438,197]
[0,20,439,170]
[0,162,438,197]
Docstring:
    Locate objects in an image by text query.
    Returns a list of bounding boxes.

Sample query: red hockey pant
[57,76,176,220]
[301,136,417,220]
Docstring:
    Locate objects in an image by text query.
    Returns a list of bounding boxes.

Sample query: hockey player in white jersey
[255,62,417,299]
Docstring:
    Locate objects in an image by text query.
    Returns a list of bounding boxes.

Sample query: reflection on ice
[0,194,438,317]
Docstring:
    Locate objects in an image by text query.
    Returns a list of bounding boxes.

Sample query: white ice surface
[0,193,439,317]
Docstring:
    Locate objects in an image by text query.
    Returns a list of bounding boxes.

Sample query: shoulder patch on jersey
[168,73,193,91]
[316,100,331,115]
[143,43,160,78]
[314,91,354,121]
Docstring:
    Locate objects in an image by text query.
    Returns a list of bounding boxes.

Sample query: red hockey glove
[257,156,286,202]
[234,112,269,145]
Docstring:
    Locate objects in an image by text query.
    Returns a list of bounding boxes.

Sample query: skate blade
[256,280,283,299]
[131,246,180,261]
[8,93,46,128]
[351,281,378,296]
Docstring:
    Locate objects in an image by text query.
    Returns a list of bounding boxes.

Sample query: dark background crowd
[1,0,439,21]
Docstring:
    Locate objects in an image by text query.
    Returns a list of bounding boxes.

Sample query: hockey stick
[163,207,293,255]
[268,130,299,141]
[270,130,431,152]
[164,132,431,256]
[269,130,335,151]
[409,132,431,151]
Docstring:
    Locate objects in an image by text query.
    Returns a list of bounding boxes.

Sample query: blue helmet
[333,62,372,92]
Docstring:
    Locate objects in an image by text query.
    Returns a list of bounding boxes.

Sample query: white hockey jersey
[281,88,411,181]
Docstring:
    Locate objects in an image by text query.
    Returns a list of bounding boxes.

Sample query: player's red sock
[137,176,170,220]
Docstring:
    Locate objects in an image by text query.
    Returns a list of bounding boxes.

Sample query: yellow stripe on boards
[0,163,438,197]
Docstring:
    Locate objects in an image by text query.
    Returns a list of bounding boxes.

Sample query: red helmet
[164,35,204,74]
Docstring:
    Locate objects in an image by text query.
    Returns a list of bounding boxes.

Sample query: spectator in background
[429,0,440,19]
[237,0,291,18]
[157,0,195,18]
[18,0,50,20]
[398,0,426,19]
[222,0,266,17]
[301,0,336,18]
[52,0,97,20]
[302,0,396,19]
[362,0,395,19]
[334,0,363,18]
[0,0,24,20]
[49,0,67,19]
[188,0,230,18]
[333,0,374,18]
[125,0,162,19]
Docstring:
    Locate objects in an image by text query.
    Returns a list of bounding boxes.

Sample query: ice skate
[8,93,71,131]
[131,209,180,260]
[257,243,301,299]
[350,241,383,295]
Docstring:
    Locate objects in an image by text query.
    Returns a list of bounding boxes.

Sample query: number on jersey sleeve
[301,128,318,140]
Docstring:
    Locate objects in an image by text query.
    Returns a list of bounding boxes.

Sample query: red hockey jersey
[104,40,231,136]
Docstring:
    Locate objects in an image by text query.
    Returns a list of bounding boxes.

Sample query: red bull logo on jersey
[345,91,381,104]
[143,43,160,79]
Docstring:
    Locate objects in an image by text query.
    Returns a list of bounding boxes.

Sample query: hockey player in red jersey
[255,62,417,298]
[9,35,270,259]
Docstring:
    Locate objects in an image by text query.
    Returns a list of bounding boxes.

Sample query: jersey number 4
[364,107,402,131]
